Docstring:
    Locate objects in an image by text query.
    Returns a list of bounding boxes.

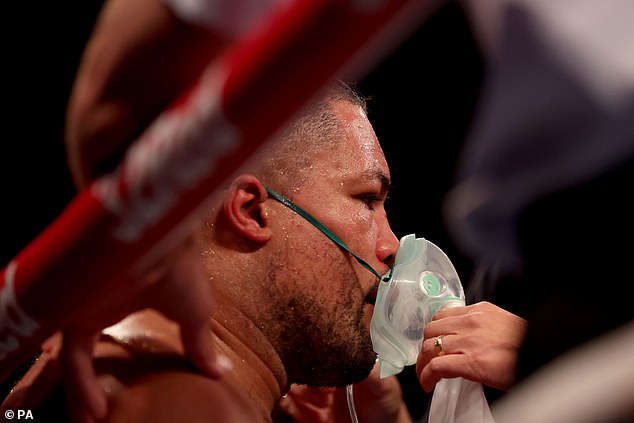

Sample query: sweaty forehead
[313,100,390,185]
[343,102,388,165]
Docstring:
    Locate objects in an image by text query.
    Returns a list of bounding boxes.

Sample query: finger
[60,330,107,423]
[276,394,300,420]
[180,313,232,379]
[416,334,454,387]
[417,354,470,393]
[279,385,335,423]
[431,305,467,320]
[423,312,469,339]
[148,253,230,378]
[355,362,399,399]
[295,386,336,409]
[419,333,454,366]
[41,331,63,354]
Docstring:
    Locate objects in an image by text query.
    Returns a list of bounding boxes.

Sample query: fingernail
[202,352,233,378]
[213,354,233,374]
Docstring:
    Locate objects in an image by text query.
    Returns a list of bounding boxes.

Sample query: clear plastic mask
[371,234,465,378]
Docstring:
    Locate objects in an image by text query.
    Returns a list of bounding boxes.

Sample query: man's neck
[210,304,289,417]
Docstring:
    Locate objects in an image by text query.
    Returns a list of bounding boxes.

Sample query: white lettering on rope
[94,68,240,242]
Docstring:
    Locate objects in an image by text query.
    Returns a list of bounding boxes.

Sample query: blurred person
[434,0,634,421]
[453,0,634,384]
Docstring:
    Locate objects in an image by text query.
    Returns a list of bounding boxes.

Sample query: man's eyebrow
[361,169,391,193]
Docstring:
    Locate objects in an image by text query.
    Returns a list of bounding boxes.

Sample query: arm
[56,0,237,420]
[65,0,230,187]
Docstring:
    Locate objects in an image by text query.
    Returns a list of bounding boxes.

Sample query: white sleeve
[161,0,283,36]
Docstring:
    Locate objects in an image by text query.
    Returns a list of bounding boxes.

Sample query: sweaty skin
[2,97,399,422]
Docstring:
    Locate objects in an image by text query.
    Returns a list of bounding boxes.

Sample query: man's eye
[359,195,383,209]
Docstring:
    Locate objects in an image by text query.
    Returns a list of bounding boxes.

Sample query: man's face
[268,99,399,386]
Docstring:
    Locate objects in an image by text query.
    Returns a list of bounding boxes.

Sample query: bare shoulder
[98,312,262,422]
[3,312,261,422]
[104,360,259,422]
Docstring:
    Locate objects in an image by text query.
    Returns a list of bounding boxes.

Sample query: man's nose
[376,224,399,269]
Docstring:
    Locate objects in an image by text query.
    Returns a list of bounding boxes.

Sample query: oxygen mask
[371,234,465,378]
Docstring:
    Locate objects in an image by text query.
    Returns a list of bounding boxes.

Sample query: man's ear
[223,175,272,243]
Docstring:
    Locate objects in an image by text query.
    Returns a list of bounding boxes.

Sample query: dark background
[2,1,484,419]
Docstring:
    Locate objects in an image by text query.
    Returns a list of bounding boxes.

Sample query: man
[2,1,527,420]
[1,81,409,422]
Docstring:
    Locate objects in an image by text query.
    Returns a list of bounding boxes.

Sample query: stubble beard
[272,270,377,387]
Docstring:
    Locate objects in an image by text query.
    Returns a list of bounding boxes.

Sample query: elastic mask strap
[265,186,383,280]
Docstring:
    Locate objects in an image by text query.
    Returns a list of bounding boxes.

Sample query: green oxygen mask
[370,234,465,378]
